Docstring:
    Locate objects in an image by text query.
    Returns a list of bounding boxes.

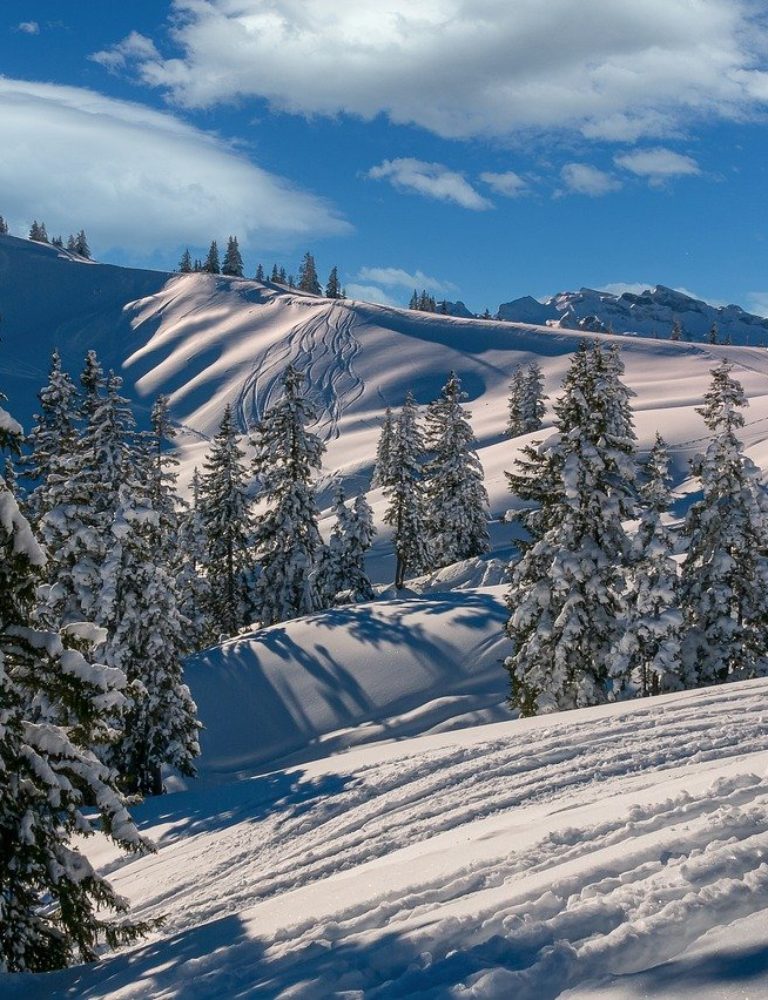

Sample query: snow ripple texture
[236,300,364,440]
[15,680,766,1000]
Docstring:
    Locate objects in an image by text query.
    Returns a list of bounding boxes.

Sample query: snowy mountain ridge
[498,284,768,343]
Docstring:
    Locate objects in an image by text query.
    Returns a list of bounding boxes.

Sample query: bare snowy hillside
[5,232,768,584]
[3,675,767,999]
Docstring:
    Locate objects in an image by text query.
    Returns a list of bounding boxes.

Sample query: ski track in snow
[68,682,768,1000]
[235,301,364,439]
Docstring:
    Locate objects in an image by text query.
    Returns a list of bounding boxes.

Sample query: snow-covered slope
[4,677,767,999]
[6,232,768,582]
[498,284,768,344]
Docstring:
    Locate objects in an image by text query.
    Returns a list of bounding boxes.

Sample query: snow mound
[187,586,512,773]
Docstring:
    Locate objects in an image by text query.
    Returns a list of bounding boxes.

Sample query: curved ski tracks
[236,300,365,440]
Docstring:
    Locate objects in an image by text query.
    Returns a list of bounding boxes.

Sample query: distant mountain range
[497,285,768,345]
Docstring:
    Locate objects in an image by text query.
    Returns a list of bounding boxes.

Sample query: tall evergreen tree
[250,366,326,625]
[74,230,91,259]
[176,467,213,649]
[100,479,201,797]
[371,407,396,488]
[505,341,637,715]
[0,215,8,234]
[325,266,341,298]
[28,221,48,243]
[222,235,244,277]
[270,263,280,282]
[23,349,79,528]
[297,252,322,294]
[198,405,252,637]
[204,240,220,274]
[521,361,547,433]
[408,290,418,310]
[424,372,490,567]
[0,387,152,972]
[178,248,192,273]
[66,233,77,253]
[680,361,768,682]
[255,263,265,281]
[610,434,685,698]
[506,366,525,437]
[384,392,430,588]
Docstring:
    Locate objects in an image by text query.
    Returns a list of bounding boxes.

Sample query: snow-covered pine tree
[506,365,525,437]
[222,235,244,277]
[100,477,201,796]
[255,263,265,281]
[708,322,718,345]
[297,252,322,294]
[325,265,341,298]
[250,365,326,625]
[66,233,77,253]
[23,349,79,528]
[0,215,9,234]
[670,319,682,341]
[28,220,48,243]
[408,290,418,310]
[384,392,430,588]
[0,386,152,972]
[610,433,685,698]
[204,240,220,274]
[317,487,376,605]
[371,407,396,488]
[505,340,637,715]
[178,248,192,273]
[198,404,252,637]
[176,467,213,649]
[680,361,768,682]
[521,361,547,433]
[424,372,490,567]
[74,230,90,259]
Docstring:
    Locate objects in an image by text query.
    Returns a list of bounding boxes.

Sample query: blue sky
[2,0,768,314]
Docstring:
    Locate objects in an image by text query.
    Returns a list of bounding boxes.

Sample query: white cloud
[746,292,768,317]
[367,159,492,210]
[108,0,768,142]
[479,171,528,197]
[16,21,40,35]
[614,147,700,184]
[357,266,456,293]
[0,78,349,259]
[344,283,398,307]
[559,163,621,196]
[90,31,160,72]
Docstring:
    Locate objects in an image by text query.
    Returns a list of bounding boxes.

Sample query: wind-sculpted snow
[236,299,364,439]
[5,680,767,999]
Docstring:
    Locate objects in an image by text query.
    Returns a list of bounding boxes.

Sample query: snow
[4,235,768,996]
[2,677,766,998]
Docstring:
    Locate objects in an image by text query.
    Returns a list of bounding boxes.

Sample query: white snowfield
[4,678,767,999]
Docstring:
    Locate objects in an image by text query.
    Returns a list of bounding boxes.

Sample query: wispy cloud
[16,21,39,35]
[614,147,700,185]
[344,283,398,307]
[479,171,529,197]
[90,31,160,72]
[357,266,456,293]
[367,159,492,210]
[102,1,768,144]
[559,163,622,197]
[0,78,349,259]
[746,292,768,317]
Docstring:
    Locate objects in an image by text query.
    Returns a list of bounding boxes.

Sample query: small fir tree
[506,366,525,437]
[28,221,48,243]
[74,230,91,259]
[297,252,322,294]
[255,263,265,281]
[250,366,326,625]
[610,434,685,698]
[670,319,682,341]
[198,405,253,637]
[0,215,8,234]
[708,322,718,345]
[178,248,192,272]
[371,407,396,488]
[424,372,490,567]
[204,240,221,274]
[325,266,341,298]
[317,487,375,605]
[384,392,430,588]
[222,235,244,277]
[521,361,547,433]
[680,361,768,683]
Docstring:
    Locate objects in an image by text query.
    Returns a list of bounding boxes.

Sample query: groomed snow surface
[3,598,767,999]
